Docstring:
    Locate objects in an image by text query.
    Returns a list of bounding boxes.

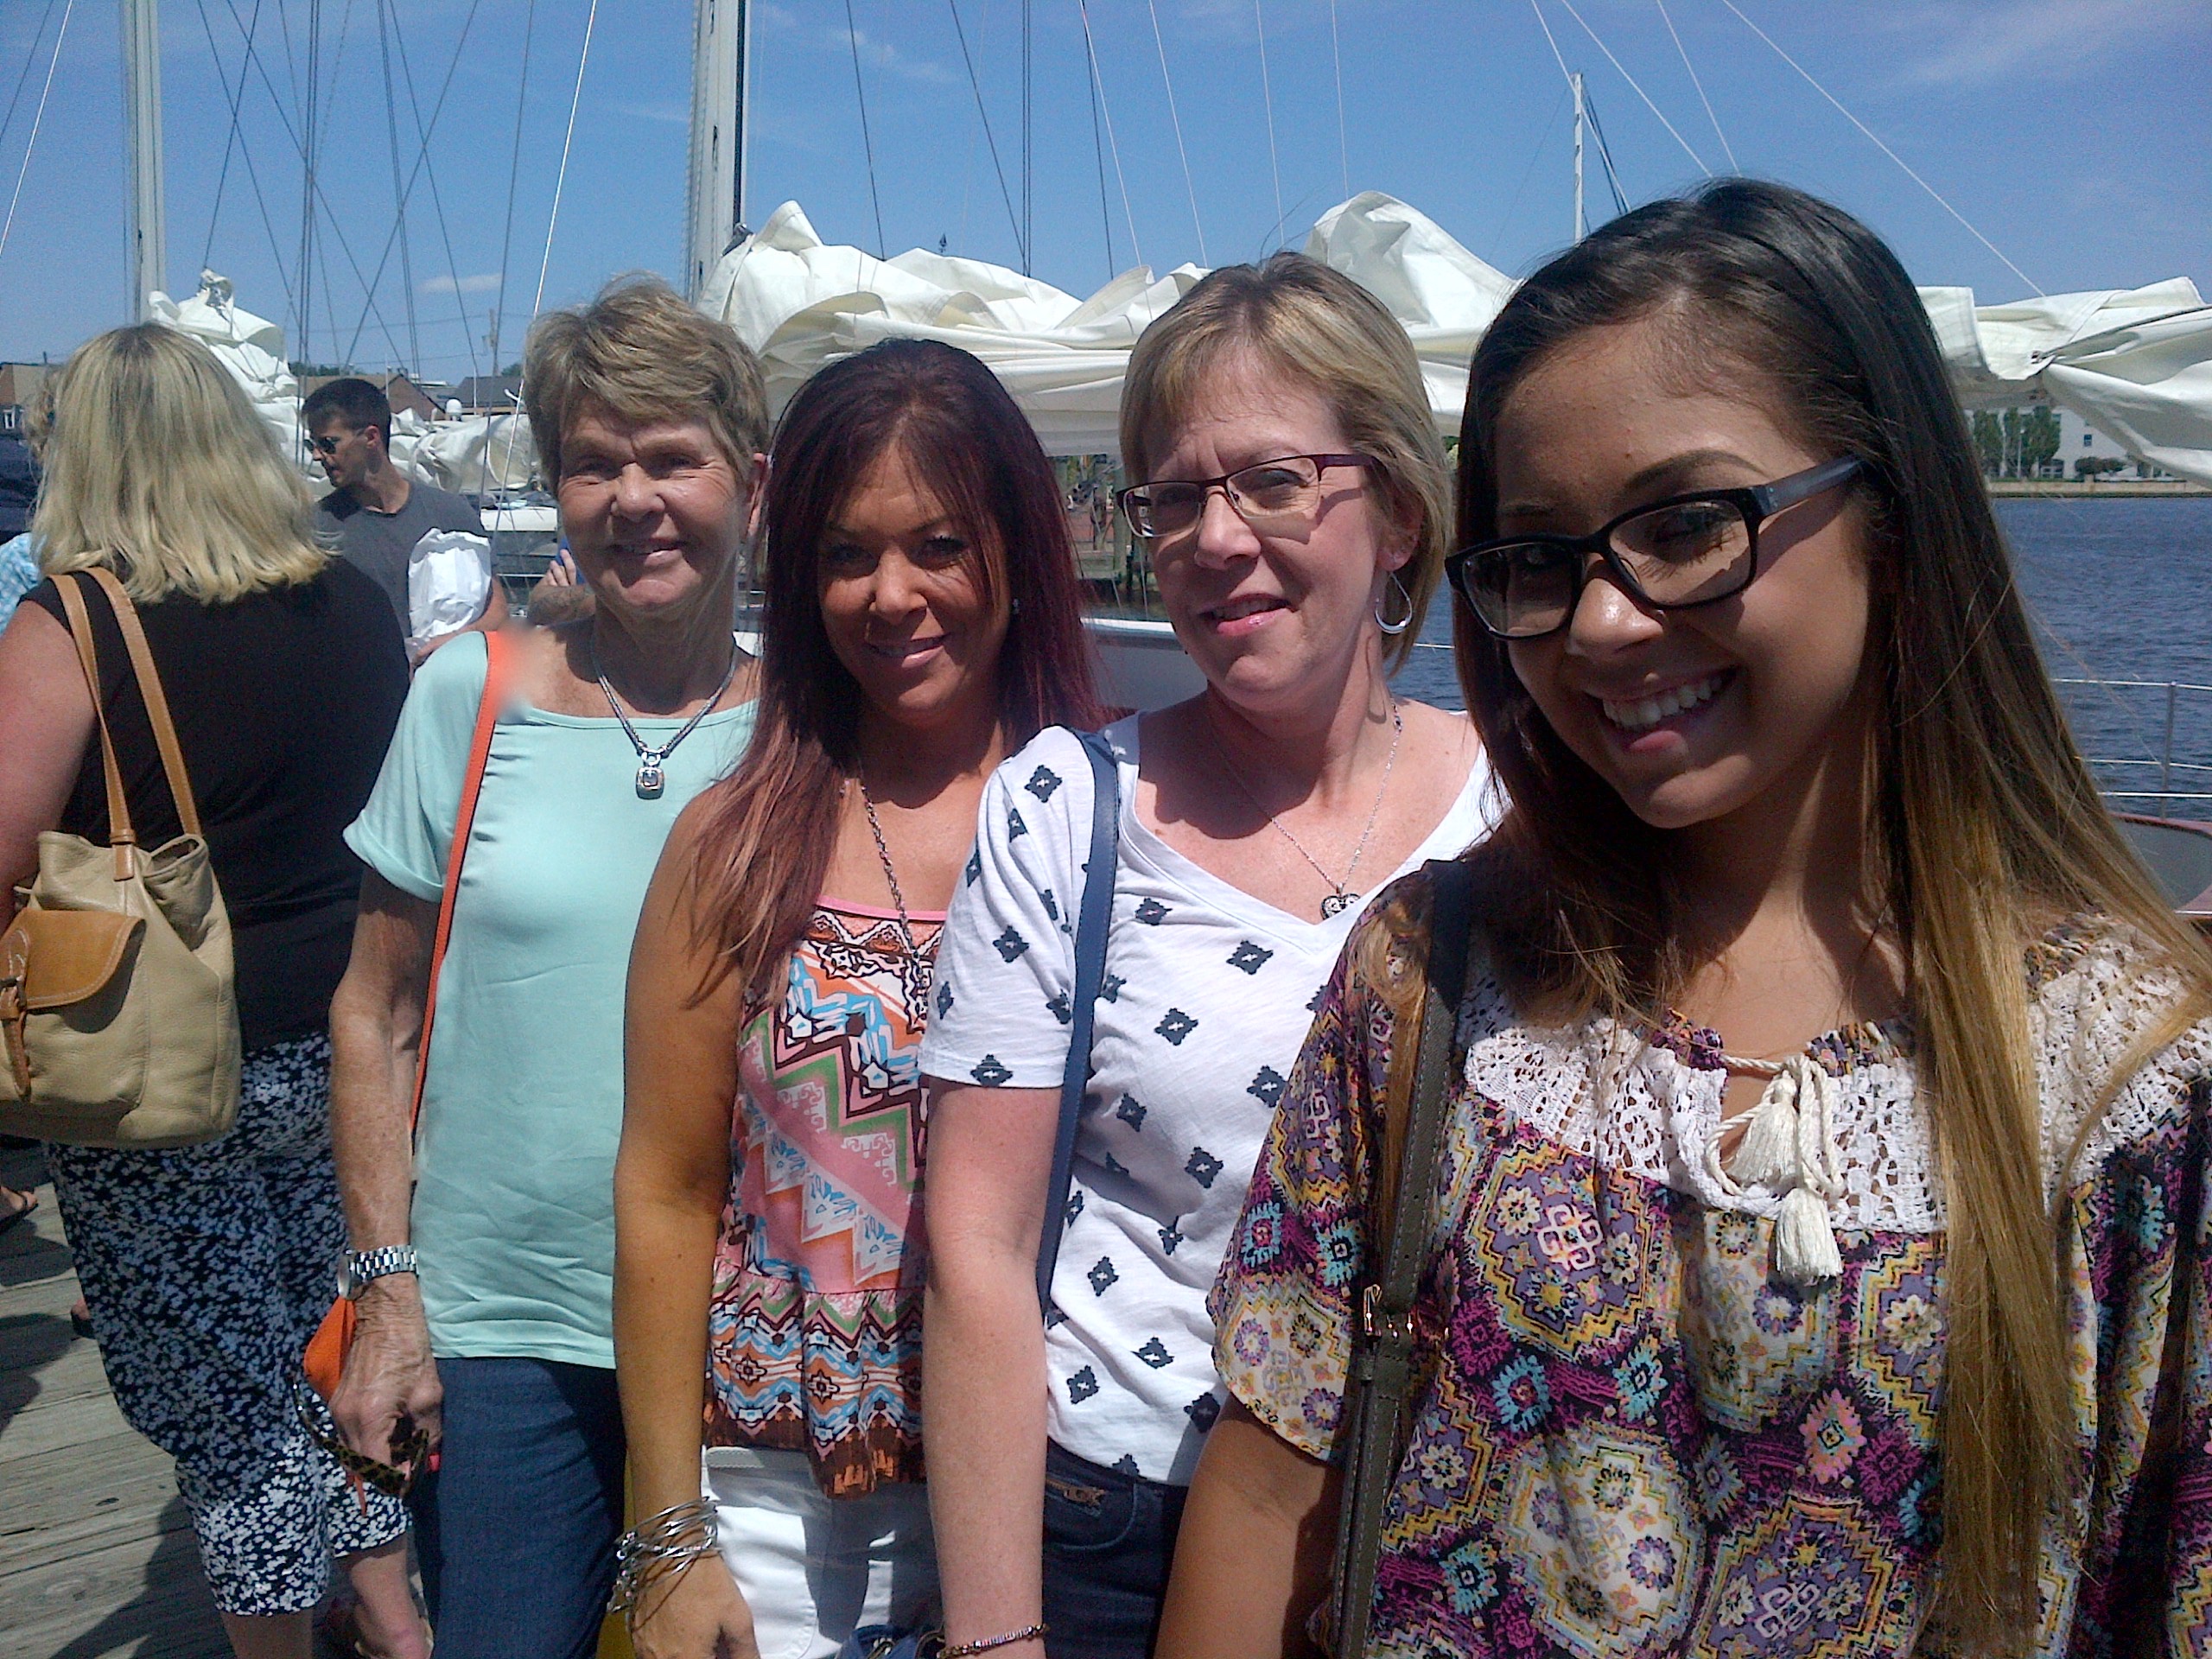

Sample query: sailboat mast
[686,0,753,302]
[121,0,167,321]
[1571,71,1586,244]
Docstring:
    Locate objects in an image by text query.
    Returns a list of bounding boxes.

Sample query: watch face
[335,1251,359,1300]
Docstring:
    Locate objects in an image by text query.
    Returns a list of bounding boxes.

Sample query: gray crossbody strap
[1329,856,1480,1654]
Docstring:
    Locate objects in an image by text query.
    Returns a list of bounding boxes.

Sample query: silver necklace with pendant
[596,632,741,799]
[1217,700,1403,919]
[857,778,933,1001]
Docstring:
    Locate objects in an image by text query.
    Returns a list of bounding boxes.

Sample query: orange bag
[305,632,512,1406]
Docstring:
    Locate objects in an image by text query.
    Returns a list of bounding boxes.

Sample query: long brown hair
[690,339,1105,1009]
[1453,179,2212,1650]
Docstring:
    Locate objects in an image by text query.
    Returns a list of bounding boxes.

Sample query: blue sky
[3,0,2207,380]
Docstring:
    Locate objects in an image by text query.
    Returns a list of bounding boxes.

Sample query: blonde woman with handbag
[0,326,425,1658]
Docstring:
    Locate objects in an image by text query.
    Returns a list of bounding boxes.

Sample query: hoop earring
[1375,571,1414,637]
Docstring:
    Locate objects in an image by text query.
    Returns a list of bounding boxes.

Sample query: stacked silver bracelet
[607,1497,719,1622]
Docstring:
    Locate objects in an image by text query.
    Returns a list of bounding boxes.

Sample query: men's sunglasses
[1445,455,1864,639]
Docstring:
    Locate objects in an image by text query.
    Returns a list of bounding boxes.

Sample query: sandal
[0,1185,36,1236]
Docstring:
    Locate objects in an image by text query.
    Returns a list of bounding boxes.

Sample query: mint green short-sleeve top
[345,632,755,1369]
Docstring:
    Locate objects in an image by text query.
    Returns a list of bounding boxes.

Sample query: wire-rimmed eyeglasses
[1116,454,1376,543]
[1444,456,1865,639]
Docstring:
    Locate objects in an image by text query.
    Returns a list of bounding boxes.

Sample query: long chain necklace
[858,779,933,1000]
[596,632,741,799]
[1216,701,1404,919]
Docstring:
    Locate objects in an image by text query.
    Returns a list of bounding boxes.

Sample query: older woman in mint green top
[327,276,766,1659]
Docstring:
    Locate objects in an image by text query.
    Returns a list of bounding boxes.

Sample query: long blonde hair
[1456,181,2212,1651]
[1119,252,1451,671]
[35,324,326,603]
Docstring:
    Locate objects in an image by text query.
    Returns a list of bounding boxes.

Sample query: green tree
[1971,410,2005,477]
[2020,406,2062,475]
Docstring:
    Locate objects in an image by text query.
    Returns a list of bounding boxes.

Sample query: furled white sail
[1924,279,2212,483]
[154,196,2212,486]
[147,272,299,460]
[696,193,1517,454]
[702,194,2212,483]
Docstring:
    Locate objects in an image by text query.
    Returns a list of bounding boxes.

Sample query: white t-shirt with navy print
[920,717,1497,1483]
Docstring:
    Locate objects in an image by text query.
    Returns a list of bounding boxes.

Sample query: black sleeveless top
[27,561,409,1051]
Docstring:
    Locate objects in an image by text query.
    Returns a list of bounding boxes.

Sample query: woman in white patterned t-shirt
[919,254,1494,1659]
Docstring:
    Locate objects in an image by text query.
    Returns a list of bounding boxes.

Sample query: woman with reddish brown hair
[613,338,1103,1658]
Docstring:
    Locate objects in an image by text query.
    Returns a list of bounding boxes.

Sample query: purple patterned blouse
[1211,893,2212,1656]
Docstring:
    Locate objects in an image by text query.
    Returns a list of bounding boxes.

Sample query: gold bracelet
[942,1624,1049,1658]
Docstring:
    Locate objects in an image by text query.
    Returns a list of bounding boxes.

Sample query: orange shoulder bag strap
[408,628,512,1135]
[304,630,512,1406]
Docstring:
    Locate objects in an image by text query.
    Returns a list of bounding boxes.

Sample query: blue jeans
[1040,1440,1189,1659]
[410,1357,626,1659]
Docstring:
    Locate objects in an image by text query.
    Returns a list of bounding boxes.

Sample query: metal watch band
[340,1245,418,1298]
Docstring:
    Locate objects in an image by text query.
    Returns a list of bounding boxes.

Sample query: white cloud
[1898,0,2204,87]
[824,24,957,86]
[420,272,503,296]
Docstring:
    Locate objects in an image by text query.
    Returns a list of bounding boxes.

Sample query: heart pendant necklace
[1217,701,1402,921]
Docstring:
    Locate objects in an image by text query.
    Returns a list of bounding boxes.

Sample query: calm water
[1391,497,2212,810]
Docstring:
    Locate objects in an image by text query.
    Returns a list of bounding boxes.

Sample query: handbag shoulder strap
[1330,855,1480,1654]
[51,574,137,871]
[407,630,512,1137]
[83,568,202,842]
[1036,727,1122,1313]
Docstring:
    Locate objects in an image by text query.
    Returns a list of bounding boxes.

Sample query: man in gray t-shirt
[304,377,505,647]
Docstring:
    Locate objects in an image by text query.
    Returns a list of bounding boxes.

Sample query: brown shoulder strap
[51,574,137,870]
[84,567,202,841]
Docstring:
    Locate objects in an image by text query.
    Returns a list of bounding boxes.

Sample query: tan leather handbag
[0,568,241,1147]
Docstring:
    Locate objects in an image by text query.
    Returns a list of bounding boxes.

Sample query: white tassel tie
[1702,1052,1846,1286]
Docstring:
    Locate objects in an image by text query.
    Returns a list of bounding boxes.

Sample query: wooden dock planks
[0,1144,228,1658]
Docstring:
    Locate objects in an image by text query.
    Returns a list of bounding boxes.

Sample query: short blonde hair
[1119,252,1450,671]
[524,275,769,486]
[35,325,326,604]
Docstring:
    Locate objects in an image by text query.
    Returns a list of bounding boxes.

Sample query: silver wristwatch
[338,1245,418,1300]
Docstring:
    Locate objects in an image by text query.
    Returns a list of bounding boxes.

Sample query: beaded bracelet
[942,1624,1049,1657]
[607,1497,719,1621]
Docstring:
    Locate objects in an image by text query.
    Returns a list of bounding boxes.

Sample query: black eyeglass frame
[1115,453,1376,542]
[1445,455,1866,639]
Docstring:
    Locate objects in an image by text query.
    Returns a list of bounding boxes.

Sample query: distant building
[453,372,524,415]
[0,362,53,435]
[2058,408,2173,480]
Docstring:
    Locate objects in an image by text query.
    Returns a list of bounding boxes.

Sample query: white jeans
[703,1446,938,1659]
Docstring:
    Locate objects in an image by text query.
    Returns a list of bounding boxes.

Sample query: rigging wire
[1020,0,1032,274]
[842,0,887,262]
[191,0,298,315]
[200,0,266,270]
[0,0,73,266]
[1146,0,1207,264]
[1652,0,1736,170]
[1548,0,1709,175]
[1485,80,1569,260]
[388,0,488,383]
[1326,0,1349,201]
[1083,14,1114,277]
[946,0,1027,270]
[1582,92,1632,219]
[1713,0,2041,294]
[490,0,540,378]
[298,0,321,363]
[1253,1,1284,251]
[532,0,600,318]
[1077,0,1141,271]
[0,0,63,159]
[207,0,404,364]
[376,0,421,370]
